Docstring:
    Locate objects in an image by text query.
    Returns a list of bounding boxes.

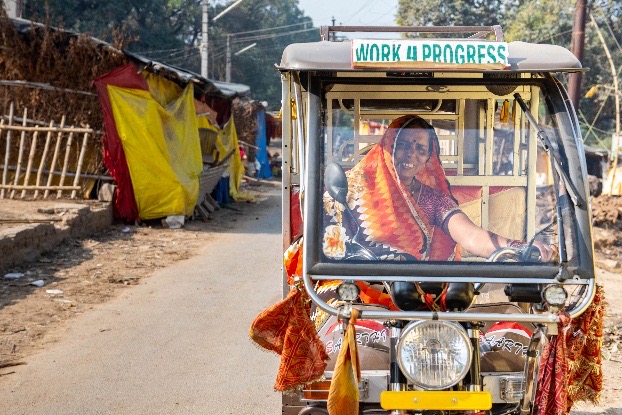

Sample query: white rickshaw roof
[278,40,583,73]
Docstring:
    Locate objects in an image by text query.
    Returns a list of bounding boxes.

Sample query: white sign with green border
[351,39,509,70]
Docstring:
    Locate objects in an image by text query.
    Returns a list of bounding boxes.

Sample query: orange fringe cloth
[534,284,605,415]
[249,287,329,391]
[327,308,361,415]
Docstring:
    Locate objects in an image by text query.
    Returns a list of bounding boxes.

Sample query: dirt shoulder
[0,181,280,373]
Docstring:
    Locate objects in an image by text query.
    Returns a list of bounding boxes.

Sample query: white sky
[298,0,399,28]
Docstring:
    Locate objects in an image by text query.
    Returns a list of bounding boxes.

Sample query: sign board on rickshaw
[351,39,509,69]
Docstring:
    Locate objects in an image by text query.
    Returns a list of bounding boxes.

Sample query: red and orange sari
[324,115,460,262]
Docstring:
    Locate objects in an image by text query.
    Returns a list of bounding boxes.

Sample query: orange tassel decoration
[500,99,510,123]
[327,308,361,415]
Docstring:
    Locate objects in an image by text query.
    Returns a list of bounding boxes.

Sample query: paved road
[0,188,283,414]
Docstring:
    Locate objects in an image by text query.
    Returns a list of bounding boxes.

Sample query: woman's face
[393,126,431,183]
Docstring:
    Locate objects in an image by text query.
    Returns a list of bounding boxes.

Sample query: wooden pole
[1,102,15,198]
[10,107,27,198]
[34,120,55,198]
[0,124,95,134]
[57,130,74,198]
[44,115,66,198]
[71,128,90,199]
[0,119,4,198]
[1,164,112,181]
[21,129,39,198]
[568,0,587,111]
[0,184,80,191]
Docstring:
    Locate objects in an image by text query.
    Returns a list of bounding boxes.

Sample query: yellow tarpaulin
[196,114,253,201]
[108,82,202,220]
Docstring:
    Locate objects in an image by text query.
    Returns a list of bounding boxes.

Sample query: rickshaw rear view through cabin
[250,25,603,415]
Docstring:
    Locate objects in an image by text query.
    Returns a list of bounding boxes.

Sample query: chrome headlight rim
[397,320,473,390]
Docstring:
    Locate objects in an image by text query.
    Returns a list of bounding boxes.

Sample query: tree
[23,0,317,109]
[207,0,316,107]
[579,1,622,147]
[396,0,521,33]
[396,0,622,148]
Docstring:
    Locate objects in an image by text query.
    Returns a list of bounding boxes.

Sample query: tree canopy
[24,0,318,109]
[397,0,622,148]
[20,0,622,144]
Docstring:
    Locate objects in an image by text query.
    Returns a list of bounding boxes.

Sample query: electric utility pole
[226,34,232,82]
[568,0,587,111]
[202,0,245,80]
[201,0,208,78]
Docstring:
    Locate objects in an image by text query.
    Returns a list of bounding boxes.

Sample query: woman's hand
[531,241,558,263]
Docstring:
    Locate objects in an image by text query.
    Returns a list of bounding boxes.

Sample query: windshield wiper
[513,93,584,207]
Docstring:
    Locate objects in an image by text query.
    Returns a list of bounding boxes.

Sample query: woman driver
[323,115,557,263]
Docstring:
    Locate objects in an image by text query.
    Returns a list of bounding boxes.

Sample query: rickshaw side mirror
[325,163,349,204]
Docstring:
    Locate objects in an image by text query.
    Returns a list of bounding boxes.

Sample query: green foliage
[579,1,622,147]
[397,0,622,147]
[23,0,317,108]
[207,0,317,108]
[396,0,521,32]
[503,0,574,43]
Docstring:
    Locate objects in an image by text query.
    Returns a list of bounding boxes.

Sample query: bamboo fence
[0,102,104,199]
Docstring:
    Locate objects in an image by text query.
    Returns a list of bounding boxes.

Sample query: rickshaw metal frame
[279,31,595,325]
[319,25,505,43]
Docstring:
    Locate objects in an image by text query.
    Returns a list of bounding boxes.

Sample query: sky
[298,0,399,29]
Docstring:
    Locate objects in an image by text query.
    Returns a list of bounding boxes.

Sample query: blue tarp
[255,107,273,179]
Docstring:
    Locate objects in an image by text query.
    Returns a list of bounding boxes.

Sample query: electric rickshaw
[273,25,599,415]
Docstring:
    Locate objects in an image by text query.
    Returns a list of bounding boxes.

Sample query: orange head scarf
[345,115,458,261]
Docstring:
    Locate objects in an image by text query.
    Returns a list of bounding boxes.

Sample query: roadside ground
[0,179,280,373]
[0,186,621,412]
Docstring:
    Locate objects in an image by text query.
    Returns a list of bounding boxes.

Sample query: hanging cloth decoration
[249,287,329,391]
[534,284,605,415]
[327,308,362,415]
[533,311,571,415]
[500,99,510,123]
[566,284,605,410]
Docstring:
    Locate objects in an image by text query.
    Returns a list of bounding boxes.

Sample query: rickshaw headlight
[542,284,568,306]
[337,281,360,301]
[397,320,472,390]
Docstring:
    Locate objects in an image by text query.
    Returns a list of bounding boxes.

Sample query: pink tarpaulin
[93,63,149,221]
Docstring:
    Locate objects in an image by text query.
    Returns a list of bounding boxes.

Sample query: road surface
[0,188,283,414]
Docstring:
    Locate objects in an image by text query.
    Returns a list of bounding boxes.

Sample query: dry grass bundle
[232,98,260,161]
[0,10,130,129]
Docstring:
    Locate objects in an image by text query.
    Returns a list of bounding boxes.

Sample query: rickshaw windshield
[319,82,562,265]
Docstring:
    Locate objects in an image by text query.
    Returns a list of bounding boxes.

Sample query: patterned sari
[324,115,461,262]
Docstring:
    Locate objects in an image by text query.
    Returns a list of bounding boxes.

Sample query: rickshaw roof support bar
[513,92,584,208]
[320,25,504,42]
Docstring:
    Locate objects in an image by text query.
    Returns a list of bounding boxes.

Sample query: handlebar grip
[521,245,542,262]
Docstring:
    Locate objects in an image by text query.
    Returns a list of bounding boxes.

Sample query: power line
[225,21,312,36]
[342,0,376,24]
[132,46,187,54]
[232,26,319,43]
[357,6,398,26]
